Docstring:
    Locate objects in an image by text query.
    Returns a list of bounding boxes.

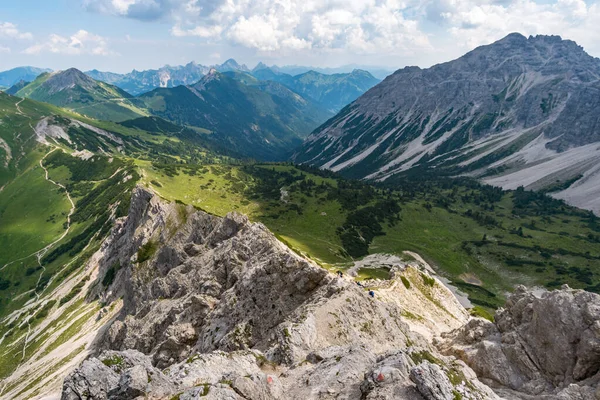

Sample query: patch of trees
[336,200,401,258]
[0,277,11,291]
[42,211,111,265]
[72,166,138,223]
[512,186,579,217]
[464,209,501,228]
[45,151,123,182]
[102,262,122,287]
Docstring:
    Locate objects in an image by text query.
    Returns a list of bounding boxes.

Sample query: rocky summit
[293,33,600,214]
[54,187,600,400]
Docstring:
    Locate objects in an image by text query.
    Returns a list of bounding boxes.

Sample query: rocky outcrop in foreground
[60,187,599,399]
[439,285,600,399]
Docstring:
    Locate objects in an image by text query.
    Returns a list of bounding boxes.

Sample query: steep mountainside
[0,66,51,87]
[10,186,498,399]
[15,68,148,122]
[252,67,380,112]
[294,34,600,214]
[0,90,234,392]
[139,69,332,160]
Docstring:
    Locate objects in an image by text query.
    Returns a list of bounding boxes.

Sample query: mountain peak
[45,68,97,93]
[58,67,93,79]
[499,32,527,42]
[222,58,240,66]
[217,58,249,72]
[253,62,269,72]
[191,68,221,91]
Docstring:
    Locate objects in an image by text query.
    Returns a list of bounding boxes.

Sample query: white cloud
[23,30,114,56]
[83,0,433,56]
[436,0,600,55]
[171,24,223,38]
[81,0,600,63]
[0,22,33,40]
[0,45,10,53]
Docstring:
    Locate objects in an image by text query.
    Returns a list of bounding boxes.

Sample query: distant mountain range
[294,33,600,214]
[83,60,382,110]
[12,68,148,122]
[4,60,379,160]
[268,64,394,80]
[0,66,51,87]
[85,59,251,96]
[9,66,331,159]
[1,60,382,116]
[251,66,380,113]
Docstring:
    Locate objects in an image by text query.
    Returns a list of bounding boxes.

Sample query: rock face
[439,285,600,398]
[60,186,496,400]
[293,33,600,214]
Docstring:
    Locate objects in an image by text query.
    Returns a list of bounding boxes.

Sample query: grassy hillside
[0,93,230,322]
[15,69,148,122]
[139,70,332,161]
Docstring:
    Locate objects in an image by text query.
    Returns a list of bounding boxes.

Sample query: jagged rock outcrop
[61,186,496,400]
[439,285,600,399]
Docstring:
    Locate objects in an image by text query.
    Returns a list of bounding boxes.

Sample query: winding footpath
[0,101,77,397]
[37,147,76,258]
[17,148,76,359]
[14,98,28,118]
[0,148,75,272]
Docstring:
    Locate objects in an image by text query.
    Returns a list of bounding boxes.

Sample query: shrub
[138,241,158,263]
[401,276,411,289]
[421,273,435,287]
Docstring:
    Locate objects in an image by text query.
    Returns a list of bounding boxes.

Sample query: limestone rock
[410,361,455,400]
[440,285,600,397]
[60,187,498,400]
[61,358,119,400]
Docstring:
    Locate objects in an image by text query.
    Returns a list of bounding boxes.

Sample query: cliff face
[439,285,600,399]
[58,187,600,400]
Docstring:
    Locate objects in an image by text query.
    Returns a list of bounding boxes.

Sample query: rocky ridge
[29,185,597,400]
[59,186,498,399]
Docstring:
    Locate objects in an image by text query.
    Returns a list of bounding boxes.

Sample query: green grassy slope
[0,93,227,321]
[15,69,147,122]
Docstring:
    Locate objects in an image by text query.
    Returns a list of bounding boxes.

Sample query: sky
[1,0,600,73]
